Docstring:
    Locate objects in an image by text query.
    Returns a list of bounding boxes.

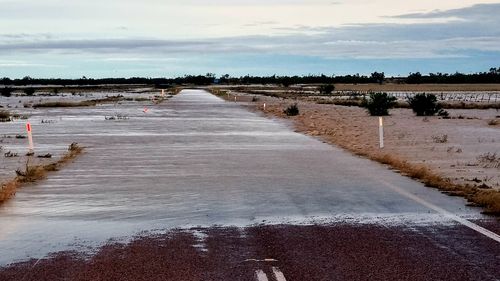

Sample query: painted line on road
[255,270,269,281]
[272,267,288,281]
[380,179,500,243]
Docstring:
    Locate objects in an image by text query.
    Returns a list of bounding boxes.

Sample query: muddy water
[0,90,492,264]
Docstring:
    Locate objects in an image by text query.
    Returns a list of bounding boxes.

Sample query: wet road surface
[0,90,499,279]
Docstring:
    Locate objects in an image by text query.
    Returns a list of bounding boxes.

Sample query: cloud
[0,3,499,61]
[392,3,500,22]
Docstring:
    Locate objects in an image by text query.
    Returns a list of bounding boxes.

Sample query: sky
[0,0,499,78]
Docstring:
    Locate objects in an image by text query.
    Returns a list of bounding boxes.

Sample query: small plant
[432,134,448,143]
[0,110,11,122]
[284,104,299,116]
[4,151,18,157]
[23,88,36,96]
[362,92,396,116]
[438,109,449,118]
[488,119,499,126]
[37,153,53,158]
[476,152,500,169]
[407,93,442,116]
[251,96,259,102]
[68,142,81,152]
[15,134,26,139]
[105,114,129,120]
[318,84,335,95]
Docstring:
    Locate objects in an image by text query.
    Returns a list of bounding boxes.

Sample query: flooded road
[0,89,497,265]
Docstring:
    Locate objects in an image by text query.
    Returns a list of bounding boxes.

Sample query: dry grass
[0,143,83,204]
[0,110,11,122]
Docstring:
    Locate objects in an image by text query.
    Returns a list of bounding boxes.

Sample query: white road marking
[380,179,500,243]
[245,258,278,262]
[272,267,288,281]
[255,269,269,281]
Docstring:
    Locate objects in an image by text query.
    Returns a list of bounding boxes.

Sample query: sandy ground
[1,223,499,281]
[225,92,500,192]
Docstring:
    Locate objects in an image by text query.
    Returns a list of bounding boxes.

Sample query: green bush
[284,103,299,116]
[362,92,396,116]
[407,93,442,116]
[318,84,335,95]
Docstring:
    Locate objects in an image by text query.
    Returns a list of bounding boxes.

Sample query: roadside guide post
[379,117,384,149]
[26,122,34,155]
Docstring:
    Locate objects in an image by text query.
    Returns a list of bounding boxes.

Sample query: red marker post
[26,122,34,154]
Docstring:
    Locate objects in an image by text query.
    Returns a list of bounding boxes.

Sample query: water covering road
[0,89,495,265]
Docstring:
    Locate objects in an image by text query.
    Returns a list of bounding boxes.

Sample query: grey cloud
[393,3,500,22]
[1,3,499,60]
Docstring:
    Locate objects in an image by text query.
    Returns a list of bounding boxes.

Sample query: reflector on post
[26,122,34,154]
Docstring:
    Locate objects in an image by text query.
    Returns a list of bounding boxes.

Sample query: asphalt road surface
[0,90,499,280]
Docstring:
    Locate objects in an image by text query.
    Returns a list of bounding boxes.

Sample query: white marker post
[161,89,165,97]
[234,96,237,102]
[263,103,266,111]
[379,117,384,149]
[26,122,34,154]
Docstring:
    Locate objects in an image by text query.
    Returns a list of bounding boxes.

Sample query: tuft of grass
[488,119,499,126]
[432,134,448,143]
[0,110,11,122]
[476,152,500,169]
[284,104,299,116]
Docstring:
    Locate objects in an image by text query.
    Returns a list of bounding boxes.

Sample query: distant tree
[318,84,335,95]
[370,72,385,84]
[362,92,397,116]
[406,72,423,84]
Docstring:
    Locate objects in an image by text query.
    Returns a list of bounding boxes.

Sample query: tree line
[1,68,499,86]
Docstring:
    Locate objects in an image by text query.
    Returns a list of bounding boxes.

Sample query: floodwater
[0,89,493,264]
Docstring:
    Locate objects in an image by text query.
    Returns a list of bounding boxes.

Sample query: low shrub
[318,84,335,95]
[407,93,441,116]
[284,104,299,116]
[0,110,10,122]
[362,92,396,116]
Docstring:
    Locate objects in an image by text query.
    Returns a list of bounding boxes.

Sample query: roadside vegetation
[362,92,397,116]
[32,96,124,108]
[284,104,300,116]
[0,110,11,122]
[0,143,83,204]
